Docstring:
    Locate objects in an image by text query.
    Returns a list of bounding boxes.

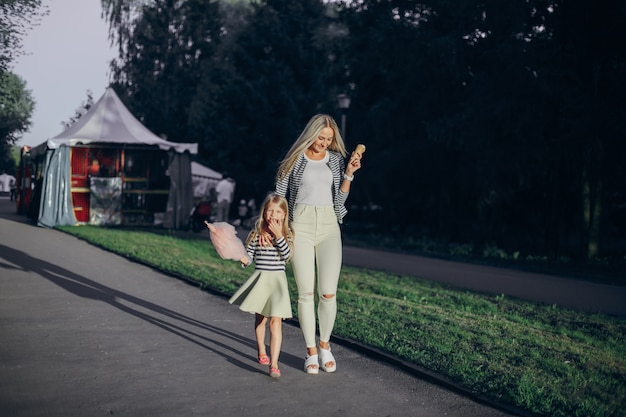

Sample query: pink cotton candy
[206,222,248,261]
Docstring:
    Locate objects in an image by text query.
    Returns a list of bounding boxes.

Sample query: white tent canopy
[191,161,222,179]
[191,162,222,200]
[31,87,198,156]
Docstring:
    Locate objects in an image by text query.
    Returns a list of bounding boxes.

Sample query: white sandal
[319,346,336,373]
[304,354,319,374]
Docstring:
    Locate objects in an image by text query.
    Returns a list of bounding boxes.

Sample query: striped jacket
[275,151,349,224]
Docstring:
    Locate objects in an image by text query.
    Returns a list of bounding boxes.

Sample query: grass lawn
[58,225,626,417]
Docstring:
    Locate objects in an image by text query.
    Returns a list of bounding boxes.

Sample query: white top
[216,178,234,202]
[297,152,333,206]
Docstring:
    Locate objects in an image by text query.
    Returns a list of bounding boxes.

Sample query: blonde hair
[276,114,347,182]
[245,193,294,255]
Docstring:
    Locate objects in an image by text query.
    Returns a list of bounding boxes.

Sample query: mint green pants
[291,204,342,348]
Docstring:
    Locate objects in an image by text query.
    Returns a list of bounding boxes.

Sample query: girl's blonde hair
[276,114,347,182]
[245,193,294,255]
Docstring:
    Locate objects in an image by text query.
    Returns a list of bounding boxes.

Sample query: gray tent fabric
[164,151,193,230]
[191,161,222,200]
[37,146,77,228]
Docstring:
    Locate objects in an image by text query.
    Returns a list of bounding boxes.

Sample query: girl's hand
[267,218,283,239]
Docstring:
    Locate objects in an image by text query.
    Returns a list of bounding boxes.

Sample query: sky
[12,0,117,148]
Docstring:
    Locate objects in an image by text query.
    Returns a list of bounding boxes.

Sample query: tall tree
[102,0,626,260]
[109,0,223,144]
[0,72,34,174]
[108,0,346,201]
[0,0,48,72]
[0,0,46,175]
[200,0,346,198]
[62,90,94,129]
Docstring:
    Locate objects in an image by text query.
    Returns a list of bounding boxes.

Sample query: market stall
[19,88,198,229]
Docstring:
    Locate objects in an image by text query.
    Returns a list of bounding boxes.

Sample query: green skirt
[228,269,293,319]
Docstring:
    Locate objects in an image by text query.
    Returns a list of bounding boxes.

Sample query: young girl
[228,193,294,378]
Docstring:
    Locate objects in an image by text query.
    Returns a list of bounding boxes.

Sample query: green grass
[58,225,626,417]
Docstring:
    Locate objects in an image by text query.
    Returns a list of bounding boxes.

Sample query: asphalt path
[0,197,521,417]
[342,247,626,317]
[1,196,624,417]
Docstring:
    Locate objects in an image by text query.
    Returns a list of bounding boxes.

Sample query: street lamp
[336,93,351,139]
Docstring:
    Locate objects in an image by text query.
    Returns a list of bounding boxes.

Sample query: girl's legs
[269,317,283,369]
[255,314,268,358]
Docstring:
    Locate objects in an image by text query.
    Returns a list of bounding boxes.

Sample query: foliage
[0,0,48,72]
[340,0,626,260]
[0,0,46,175]
[101,0,626,261]
[0,72,34,175]
[107,0,348,199]
[57,225,626,417]
[61,90,94,129]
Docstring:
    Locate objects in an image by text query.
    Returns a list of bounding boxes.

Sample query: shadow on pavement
[0,243,305,374]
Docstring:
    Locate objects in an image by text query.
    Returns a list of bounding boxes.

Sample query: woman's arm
[340,150,362,193]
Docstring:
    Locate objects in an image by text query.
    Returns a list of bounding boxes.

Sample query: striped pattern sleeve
[248,236,291,271]
[328,152,349,222]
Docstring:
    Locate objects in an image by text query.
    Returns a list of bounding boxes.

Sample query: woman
[274,113,362,374]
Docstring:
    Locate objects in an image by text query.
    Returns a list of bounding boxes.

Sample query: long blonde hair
[276,114,347,182]
[245,193,294,255]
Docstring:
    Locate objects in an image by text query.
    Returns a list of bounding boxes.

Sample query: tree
[0,0,46,174]
[107,0,346,200]
[0,0,48,73]
[102,0,625,260]
[0,72,34,174]
[108,0,223,142]
[336,0,626,260]
[61,90,94,129]
[199,0,346,198]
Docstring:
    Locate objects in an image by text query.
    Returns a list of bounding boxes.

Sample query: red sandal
[269,367,281,378]
[258,354,270,365]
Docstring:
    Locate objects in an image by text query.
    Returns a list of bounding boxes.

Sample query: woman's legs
[315,220,341,370]
[292,232,317,349]
[292,205,342,370]
[292,206,319,350]
[315,229,342,344]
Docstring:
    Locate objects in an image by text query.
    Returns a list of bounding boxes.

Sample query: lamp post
[336,93,351,139]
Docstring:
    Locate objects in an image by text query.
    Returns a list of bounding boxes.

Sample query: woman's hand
[345,151,362,177]
[258,230,273,246]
